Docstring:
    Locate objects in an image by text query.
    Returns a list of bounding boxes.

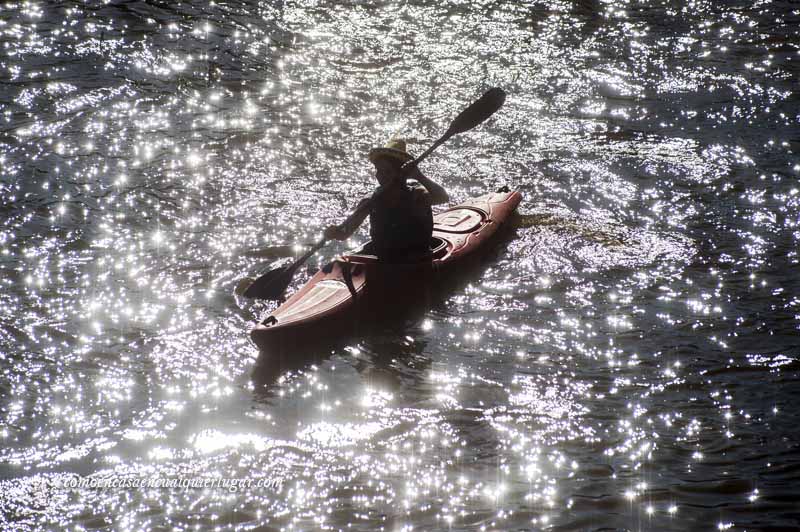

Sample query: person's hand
[324,225,347,241]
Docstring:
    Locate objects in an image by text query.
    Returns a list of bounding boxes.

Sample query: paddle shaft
[406,136,447,170]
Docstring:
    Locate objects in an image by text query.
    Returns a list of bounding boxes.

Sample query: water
[1,0,798,530]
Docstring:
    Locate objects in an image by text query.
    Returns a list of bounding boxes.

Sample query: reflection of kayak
[250,189,522,353]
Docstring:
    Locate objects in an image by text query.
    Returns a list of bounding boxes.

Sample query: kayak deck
[250,189,522,353]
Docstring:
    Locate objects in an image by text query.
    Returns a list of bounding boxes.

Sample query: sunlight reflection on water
[1,0,799,530]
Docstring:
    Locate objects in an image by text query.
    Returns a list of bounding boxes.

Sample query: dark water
[1,0,799,530]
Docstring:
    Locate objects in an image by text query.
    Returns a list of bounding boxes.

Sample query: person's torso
[369,181,432,258]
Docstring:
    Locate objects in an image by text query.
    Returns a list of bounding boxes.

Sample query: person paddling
[241,88,505,301]
[324,139,449,261]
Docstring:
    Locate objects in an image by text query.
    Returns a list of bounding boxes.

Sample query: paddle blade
[241,238,328,300]
[241,266,295,300]
[446,87,506,136]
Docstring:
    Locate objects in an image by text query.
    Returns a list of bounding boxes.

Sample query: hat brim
[368,147,414,164]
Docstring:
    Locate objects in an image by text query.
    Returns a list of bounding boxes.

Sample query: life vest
[369,181,432,260]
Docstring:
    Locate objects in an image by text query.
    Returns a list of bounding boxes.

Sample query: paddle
[405,86,506,170]
[239,239,327,299]
[241,87,507,301]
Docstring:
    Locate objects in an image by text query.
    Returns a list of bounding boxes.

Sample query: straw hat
[368,139,414,164]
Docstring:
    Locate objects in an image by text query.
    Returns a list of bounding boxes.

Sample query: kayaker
[324,139,449,261]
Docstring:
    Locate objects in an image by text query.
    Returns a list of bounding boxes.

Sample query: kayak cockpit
[347,237,449,265]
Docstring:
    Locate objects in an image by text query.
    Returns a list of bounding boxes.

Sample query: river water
[1,1,798,530]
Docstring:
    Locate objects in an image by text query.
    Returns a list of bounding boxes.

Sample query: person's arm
[324,196,371,241]
[409,166,449,205]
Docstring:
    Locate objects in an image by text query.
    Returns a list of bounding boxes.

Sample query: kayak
[250,188,522,356]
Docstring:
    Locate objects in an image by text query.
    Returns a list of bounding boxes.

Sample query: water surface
[1,0,799,530]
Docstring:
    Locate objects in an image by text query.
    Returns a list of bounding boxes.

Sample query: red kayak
[250,189,522,354]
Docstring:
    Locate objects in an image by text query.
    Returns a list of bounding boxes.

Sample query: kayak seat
[429,236,448,258]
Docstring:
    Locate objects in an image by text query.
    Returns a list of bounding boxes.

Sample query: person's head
[368,139,413,186]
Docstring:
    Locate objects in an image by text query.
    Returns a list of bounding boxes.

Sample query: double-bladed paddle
[241,86,507,301]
